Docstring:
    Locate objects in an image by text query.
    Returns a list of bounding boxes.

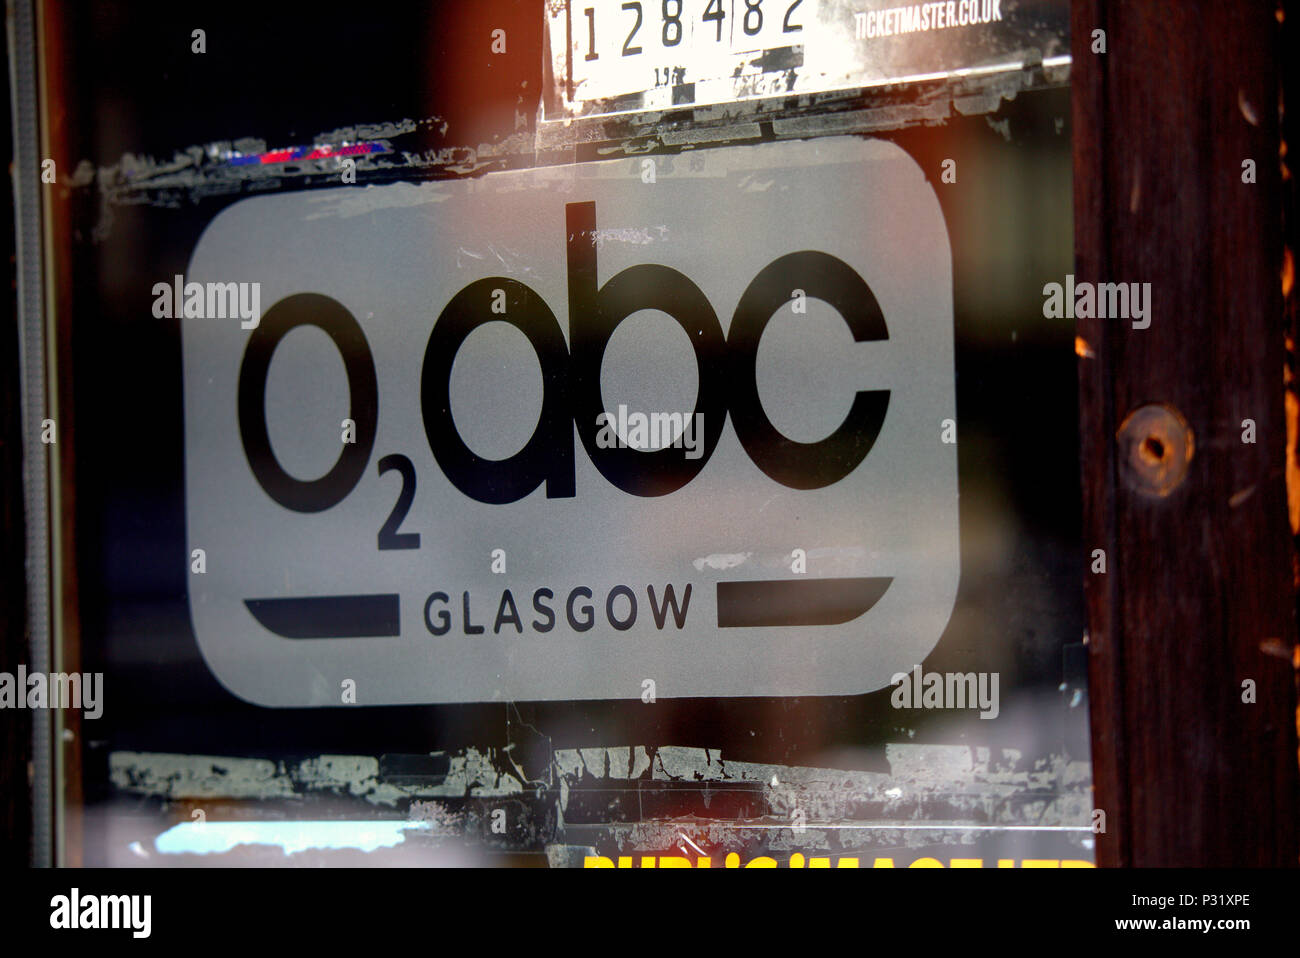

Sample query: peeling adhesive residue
[692,552,751,571]
[301,181,454,221]
[112,742,1093,861]
[552,744,1093,857]
[110,747,526,807]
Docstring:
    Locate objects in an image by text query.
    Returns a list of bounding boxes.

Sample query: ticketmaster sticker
[182,136,959,706]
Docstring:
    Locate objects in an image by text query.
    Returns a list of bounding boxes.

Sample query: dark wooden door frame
[1074,0,1299,866]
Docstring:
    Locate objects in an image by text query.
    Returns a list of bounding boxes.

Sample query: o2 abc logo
[237,201,891,512]
[184,136,958,706]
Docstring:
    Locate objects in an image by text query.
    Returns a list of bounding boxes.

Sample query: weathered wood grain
[1074,0,1300,865]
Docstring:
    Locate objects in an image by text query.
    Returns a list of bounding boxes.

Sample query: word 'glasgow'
[424,583,692,636]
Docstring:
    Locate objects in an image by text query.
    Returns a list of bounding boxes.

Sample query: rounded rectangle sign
[182,136,959,706]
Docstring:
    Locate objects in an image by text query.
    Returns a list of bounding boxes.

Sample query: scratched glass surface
[30,1,1088,867]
